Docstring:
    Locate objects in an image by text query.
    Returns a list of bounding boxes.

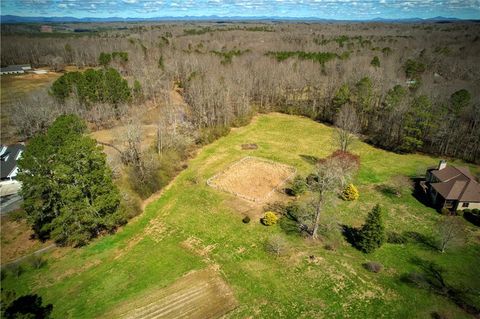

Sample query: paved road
[0,194,23,215]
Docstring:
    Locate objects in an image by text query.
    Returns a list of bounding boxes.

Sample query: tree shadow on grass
[411,177,436,209]
[401,257,480,317]
[279,217,302,236]
[341,224,361,249]
[403,231,438,251]
[375,184,401,198]
[299,154,320,166]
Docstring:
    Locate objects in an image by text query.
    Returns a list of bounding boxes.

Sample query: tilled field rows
[102,269,237,319]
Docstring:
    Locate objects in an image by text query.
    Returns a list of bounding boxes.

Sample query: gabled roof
[0,144,24,179]
[431,166,465,182]
[430,164,480,202]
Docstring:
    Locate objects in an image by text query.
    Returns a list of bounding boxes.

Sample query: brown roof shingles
[430,165,480,202]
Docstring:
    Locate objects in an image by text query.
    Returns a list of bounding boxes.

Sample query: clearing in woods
[102,269,237,319]
[207,156,296,203]
[2,114,479,318]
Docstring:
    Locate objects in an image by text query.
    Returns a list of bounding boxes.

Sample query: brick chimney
[438,160,447,170]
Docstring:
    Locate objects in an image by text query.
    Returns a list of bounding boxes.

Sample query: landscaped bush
[242,216,251,224]
[341,183,359,201]
[262,211,279,226]
[463,209,480,226]
[363,261,383,273]
[264,235,288,256]
[387,231,408,244]
[290,175,307,196]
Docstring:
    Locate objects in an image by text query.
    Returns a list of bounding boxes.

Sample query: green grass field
[2,113,479,318]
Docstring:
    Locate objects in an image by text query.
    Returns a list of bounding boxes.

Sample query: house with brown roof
[425,160,480,211]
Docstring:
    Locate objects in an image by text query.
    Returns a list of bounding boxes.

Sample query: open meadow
[2,113,479,318]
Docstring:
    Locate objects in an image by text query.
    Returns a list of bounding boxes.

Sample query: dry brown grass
[0,215,53,264]
[208,156,296,203]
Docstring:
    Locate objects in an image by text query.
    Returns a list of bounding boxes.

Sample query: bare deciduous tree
[437,216,465,253]
[308,158,344,239]
[334,104,360,152]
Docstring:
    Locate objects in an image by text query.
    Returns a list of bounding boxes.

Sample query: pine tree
[342,183,359,201]
[357,204,385,253]
[18,115,123,246]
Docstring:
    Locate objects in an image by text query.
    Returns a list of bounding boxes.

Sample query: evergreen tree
[353,77,375,129]
[357,204,385,253]
[3,294,53,319]
[401,95,432,152]
[332,83,350,110]
[99,52,112,67]
[133,80,143,101]
[18,115,123,246]
[449,89,471,115]
[50,69,131,106]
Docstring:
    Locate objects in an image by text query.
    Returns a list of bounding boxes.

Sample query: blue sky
[1,0,479,19]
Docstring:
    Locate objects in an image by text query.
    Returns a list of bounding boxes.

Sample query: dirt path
[1,244,55,268]
[101,268,237,319]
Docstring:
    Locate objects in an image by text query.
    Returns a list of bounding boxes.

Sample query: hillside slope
[2,113,479,318]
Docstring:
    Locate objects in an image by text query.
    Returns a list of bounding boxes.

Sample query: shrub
[342,183,359,201]
[324,236,342,251]
[197,126,230,145]
[290,175,307,196]
[8,209,26,222]
[5,263,24,278]
[26,255,47,270]
[440,208,451,215]
[263,201,288,216]
[262,211,279,226]
[463,209,480,227]
[127,150,162,199]
[387,231,408,244]
[242,216,251,224]
[363,261,383,273]
[371,56,380,68]
[264,235,288,256]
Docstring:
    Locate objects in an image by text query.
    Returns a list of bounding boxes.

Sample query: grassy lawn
[2,113,479,318]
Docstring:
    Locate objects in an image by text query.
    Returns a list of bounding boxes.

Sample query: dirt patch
[241,143,258,150]
[0,216,53,264]
[208,157,296,203]
[101,268,237,319]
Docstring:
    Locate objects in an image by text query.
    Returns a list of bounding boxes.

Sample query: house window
[462,202,469,208]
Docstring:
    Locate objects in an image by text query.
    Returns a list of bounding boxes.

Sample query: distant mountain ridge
[0,14,472,24]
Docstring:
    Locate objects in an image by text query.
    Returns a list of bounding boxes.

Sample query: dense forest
[2,22,480,163]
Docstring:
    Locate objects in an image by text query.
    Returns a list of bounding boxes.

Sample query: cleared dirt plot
[102,269,237,319]
[208,156,296,203]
